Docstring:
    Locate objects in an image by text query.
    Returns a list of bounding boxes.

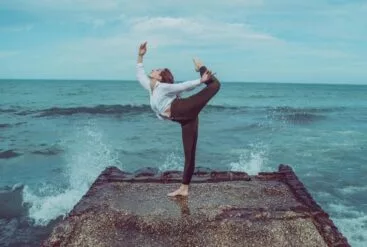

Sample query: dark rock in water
[0,184,27,218]
[0,216,63,247]
[210,170,251,181]
[161,170,183,180]
[0,183,63,247]
[193,166,213,175]
[42,165,350,247]
[134,167,159,177]
[0,150,22,159]
[0,218,18,240]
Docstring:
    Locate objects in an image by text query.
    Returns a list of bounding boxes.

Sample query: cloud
[79,14,126,28]
[1,0,121,12]
[0,51,20,58]
[80,17,106,28]
[0,24,33,32]
[54,16,280,62]
[2,0,262,12]
[129,17,279,49]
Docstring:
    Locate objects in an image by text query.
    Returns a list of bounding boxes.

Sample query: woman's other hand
[200,70,214,83]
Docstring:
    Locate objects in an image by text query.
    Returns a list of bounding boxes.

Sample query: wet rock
[0,184,27,218]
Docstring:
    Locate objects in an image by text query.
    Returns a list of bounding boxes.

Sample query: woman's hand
[139,42,147,56]
[200,70,214,83]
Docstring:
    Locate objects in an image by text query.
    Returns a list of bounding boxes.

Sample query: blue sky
[0,0,366,84]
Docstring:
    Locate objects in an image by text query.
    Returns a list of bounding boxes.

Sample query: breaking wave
[23,122,122,225]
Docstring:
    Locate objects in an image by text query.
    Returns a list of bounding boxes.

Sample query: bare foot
[167,185,189,197]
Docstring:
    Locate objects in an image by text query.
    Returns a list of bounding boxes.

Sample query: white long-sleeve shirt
[136,63,202,120]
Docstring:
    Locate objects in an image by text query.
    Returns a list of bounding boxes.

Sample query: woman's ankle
[181,184,189,190]
[199,66,207,76]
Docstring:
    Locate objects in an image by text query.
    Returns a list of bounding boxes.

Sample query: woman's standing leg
[181,117,198,185]
[167,117,198,197]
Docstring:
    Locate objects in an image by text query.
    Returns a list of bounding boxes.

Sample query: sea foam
[229,143,269,175]
[23,122,122,225]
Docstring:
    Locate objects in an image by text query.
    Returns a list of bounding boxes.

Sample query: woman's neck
[150,78,158,91]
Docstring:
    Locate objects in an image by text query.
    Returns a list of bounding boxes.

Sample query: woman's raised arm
[136,42,150,91]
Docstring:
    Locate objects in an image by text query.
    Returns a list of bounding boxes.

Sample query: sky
[0,0,366,84]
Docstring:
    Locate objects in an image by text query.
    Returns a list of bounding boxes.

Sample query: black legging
[170,66,221,184]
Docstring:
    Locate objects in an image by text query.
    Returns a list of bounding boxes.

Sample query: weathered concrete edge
[66,165,350,247]
[257,164,350,247]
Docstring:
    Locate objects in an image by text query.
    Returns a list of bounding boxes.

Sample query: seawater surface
[0,79,366,246]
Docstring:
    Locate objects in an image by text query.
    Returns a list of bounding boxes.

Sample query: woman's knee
[210,77,221,92]
[215,80,221,91]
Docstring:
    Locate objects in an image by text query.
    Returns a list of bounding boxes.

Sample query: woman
[136,41,221,196]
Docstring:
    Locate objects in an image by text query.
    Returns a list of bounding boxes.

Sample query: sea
[0,79,366,246]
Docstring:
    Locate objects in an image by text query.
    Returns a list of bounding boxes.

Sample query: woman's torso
[149,82,176,118]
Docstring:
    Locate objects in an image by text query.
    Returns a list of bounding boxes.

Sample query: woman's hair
[160,68,174,84]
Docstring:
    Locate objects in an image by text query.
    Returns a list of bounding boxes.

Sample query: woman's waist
[150,100,170,108]
[150,101,172,115]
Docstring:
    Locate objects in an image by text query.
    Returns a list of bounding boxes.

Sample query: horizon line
[0,78,366,86]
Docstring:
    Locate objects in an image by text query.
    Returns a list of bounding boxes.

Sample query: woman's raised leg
[170,66,221,121]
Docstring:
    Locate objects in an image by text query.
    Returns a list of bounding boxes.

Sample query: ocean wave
[248,95,282,99]
[267,106,346,113]
[274,112,326,124]
[2,104,349,119]
[0,124,11,128]
[223,123,273,133]
[15,110,36,116]
[265,106,334,124]
[0,108,18,114]
[23,123,122,225]
[35,105,343,117]
[338,185,367,195]
[0,150,22,159]
[0,122,26,129]
[20,104,238,117]
[35,105,151,117]
[31,147,64,156]
[328,203,367,247]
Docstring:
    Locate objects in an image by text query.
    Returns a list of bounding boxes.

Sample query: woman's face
[150,69,163,81]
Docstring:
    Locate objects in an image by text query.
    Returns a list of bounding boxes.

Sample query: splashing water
[159,151,184,172]
[23,123,122,225]
[228,144,269,175]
